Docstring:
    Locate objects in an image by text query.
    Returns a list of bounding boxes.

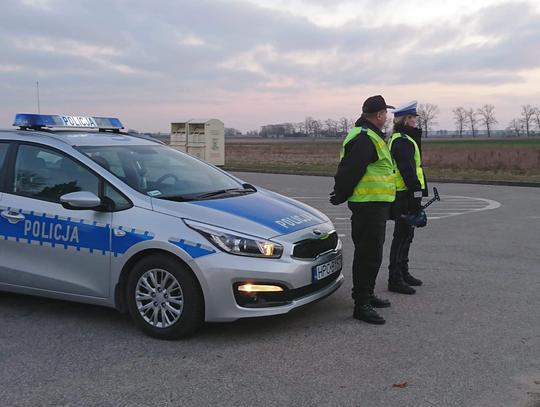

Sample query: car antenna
[36,81,41,114]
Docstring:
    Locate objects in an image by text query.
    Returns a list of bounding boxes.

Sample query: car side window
[103,182,132,211]
[13,144,99,203]
[0,143,10,172]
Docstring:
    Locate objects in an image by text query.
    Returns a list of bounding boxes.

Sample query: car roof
[0,128,163,147]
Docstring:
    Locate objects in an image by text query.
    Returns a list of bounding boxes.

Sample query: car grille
[292,232,339,260]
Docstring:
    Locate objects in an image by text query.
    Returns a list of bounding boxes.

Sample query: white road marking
[286,194,501,236]
[424,195,500,219]
[321,209,350,212]
[290,197,331,199]
[425,212,461,215]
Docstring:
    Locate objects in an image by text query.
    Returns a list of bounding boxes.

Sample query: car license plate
[313,255,342,282]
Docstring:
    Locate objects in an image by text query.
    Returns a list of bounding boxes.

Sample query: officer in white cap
[387,101,427,295]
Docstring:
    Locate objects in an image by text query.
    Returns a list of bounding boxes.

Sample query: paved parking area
[288,192,501,236]
[1,172,540,407]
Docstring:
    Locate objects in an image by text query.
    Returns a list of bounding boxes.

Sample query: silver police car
[0,114,343,339]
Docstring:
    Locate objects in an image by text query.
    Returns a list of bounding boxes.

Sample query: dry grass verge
[225,142,540,183]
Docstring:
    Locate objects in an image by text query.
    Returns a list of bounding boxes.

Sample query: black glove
[407,196,423,215]
[416,210,427,228]
[408,209,427,228]
[329,191,342,205]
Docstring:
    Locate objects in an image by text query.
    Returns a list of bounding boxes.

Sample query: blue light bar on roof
[13,114,124,130]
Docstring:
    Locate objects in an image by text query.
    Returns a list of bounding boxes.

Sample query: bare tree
[312,120,322,137]
[477,104,498,137]
[324,118,338,137]
[532,107,540,134]
[294,122,305,134]
[382,117,392,135]
[225,127,241,137]
[521,105,535,137]
[283,122,295,135]
[452,107,468,138]
[339,117,350,135]
[508,118,524,137]
[304,116,315,136]
[466,108,480,138]
[332,119,339,136]
[416,103,440,138]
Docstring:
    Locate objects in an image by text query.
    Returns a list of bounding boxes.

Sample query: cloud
[1,0,539,131]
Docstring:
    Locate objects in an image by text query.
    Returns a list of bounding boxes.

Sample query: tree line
[253,104,444,139]
[257,117,357,138]
[452,104,540,138]
[226,103,540,138]
[505,105,540,137]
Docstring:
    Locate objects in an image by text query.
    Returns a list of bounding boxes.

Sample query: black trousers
[348,201,391,305]
[389,192,414,280]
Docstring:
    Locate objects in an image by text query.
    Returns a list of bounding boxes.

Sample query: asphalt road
[1,173,540,407]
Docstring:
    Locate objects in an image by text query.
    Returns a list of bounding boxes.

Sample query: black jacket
[331,117,385,203]
[390,124,424,197]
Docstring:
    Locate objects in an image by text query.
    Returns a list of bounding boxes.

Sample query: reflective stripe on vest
[340,127,396,203]
[388,132,426,191]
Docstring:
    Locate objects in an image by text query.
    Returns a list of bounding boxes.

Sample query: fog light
[238,284,284,293]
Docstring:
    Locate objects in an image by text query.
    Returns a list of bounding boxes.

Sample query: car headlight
[183,219,283,259]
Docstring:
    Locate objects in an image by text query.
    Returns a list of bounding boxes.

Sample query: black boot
[353,304,386,324]
[402,270,423,286]
[388,276,416,295]
[369,293,391,308]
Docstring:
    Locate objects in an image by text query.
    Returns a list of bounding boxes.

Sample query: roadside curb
[223,167,540,188]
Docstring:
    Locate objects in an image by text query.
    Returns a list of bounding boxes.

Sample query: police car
[0,114,343,339]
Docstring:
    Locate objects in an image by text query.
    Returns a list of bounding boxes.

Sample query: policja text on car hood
[151,189,328,239]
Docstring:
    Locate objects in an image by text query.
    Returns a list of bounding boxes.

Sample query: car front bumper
[190,226,344,322]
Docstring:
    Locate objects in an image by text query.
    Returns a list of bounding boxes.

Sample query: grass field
[224,138,540,183]
[424,138,540,146]
[227,136,540,146]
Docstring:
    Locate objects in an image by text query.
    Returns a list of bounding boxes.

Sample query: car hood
[151,189,329,239]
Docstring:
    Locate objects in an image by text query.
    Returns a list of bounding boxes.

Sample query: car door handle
[113,229,126,237]
[1,210,25,224]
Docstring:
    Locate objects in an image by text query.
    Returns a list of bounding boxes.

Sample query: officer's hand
[416,210,428,228]
[329,191,341,206]
[407,197,423,214]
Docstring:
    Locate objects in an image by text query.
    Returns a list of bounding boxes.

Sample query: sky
[1,0,540,133]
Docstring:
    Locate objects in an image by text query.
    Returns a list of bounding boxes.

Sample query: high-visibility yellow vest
[388,132,426,191]
[340,127,396,203]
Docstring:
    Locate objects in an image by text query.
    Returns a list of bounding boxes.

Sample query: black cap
[362,95,395,113]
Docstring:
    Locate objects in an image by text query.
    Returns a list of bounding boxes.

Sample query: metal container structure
[170,119,225,166]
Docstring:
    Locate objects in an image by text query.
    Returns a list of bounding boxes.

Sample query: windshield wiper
[195,187,255,200]
[159,195,197,202]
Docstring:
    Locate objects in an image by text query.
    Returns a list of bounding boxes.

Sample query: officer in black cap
[330,95,397,325]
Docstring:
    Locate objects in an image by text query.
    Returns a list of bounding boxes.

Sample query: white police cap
[391,100,419,117]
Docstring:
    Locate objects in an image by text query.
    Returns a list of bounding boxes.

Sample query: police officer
[387,101,426,295]
[330,95,396,325]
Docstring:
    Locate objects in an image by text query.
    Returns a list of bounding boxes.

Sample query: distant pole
[36,81,40,113]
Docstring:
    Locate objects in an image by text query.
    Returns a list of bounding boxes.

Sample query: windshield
[77,145,243,200]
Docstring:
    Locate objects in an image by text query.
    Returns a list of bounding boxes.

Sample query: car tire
[126,253,204,340]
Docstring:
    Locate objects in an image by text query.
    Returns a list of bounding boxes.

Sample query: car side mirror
[60,191,102,210]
